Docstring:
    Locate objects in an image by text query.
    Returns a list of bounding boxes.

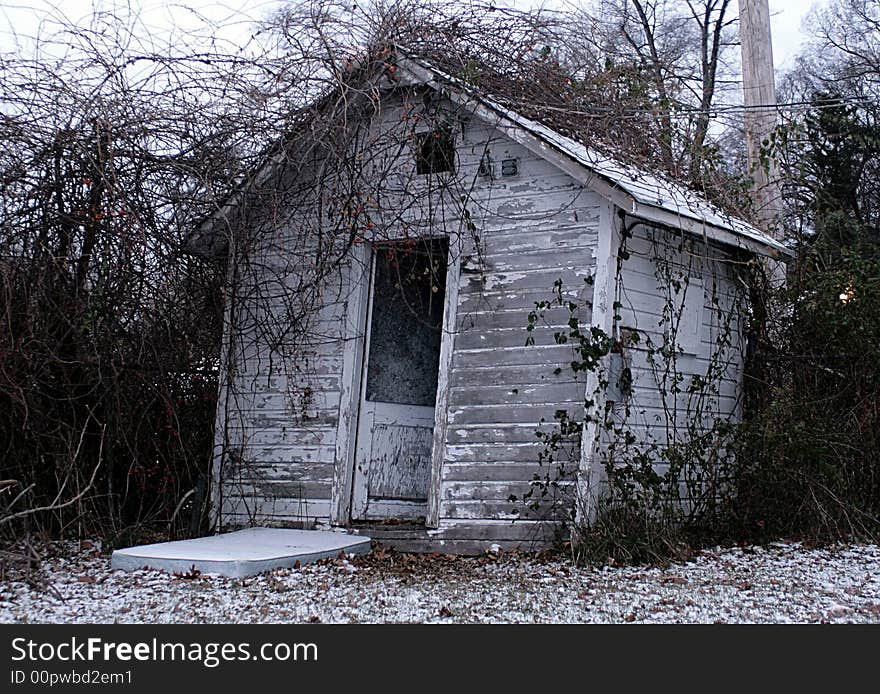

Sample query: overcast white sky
[0,0,826,71]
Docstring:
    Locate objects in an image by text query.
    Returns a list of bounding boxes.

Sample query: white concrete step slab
[110,528,372,578]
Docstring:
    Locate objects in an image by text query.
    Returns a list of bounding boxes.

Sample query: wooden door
[351,238,448,521]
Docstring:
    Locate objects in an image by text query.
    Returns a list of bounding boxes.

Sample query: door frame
[329,234,461,527]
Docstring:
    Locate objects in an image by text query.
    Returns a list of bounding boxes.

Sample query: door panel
[352,401,434,520]
[351,238,448,521]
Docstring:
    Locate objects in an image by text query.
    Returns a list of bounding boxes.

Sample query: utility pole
[739,0,783,238]
[739,0,786,289]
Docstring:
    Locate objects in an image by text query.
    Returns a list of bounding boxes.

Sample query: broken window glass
[365,238,449,406]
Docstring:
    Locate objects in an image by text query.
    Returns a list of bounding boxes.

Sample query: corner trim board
[576,201,621,524]
[330,245,371,525]
[426,232,464,528]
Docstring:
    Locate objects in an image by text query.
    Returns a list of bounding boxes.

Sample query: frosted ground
[2,541,879,624]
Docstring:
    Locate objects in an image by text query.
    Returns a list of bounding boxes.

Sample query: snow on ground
[1,541,879,624]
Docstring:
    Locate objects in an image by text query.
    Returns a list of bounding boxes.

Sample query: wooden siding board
[444,441,577,464]
[448,383,582,407]
[457,288,588,315]
[443,480,573,501]
[448,364,580,389]
[432,519,562,542]
[446,424,561,445]
[457,305,584,331]
[440,498,569,521]
[448,403,583,426]
[442,462,575,482]
[452,344,584,370]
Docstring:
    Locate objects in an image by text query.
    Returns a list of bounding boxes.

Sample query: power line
[492,95,880,121]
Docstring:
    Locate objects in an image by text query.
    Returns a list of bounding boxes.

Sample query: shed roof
[398,55,792,260]
[192,51,792,261]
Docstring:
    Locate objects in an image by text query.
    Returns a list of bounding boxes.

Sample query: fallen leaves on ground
[1,541,879,624]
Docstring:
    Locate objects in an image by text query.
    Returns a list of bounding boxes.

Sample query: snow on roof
[401,55,792,259]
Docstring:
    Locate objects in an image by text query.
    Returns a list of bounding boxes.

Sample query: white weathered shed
[204,54,790,553]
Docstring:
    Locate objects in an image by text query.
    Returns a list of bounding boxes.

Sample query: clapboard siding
[435,118,600,528]
[221,495,332,526]
[214,241,352,528]
[601,223,747,459]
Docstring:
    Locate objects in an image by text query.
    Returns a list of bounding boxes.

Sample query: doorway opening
[350,237,449,522]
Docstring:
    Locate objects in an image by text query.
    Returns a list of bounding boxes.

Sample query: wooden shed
[200,54,791,553]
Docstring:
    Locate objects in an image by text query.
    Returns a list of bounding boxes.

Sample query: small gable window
[416,128,455,174]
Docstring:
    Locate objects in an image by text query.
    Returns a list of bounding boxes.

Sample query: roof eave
[627,202,794,260]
